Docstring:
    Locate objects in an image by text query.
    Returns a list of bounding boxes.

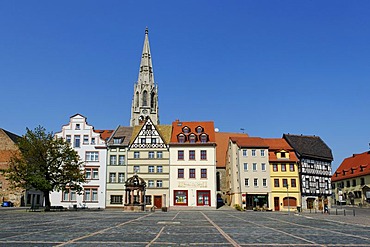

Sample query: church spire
[130,28,159,126]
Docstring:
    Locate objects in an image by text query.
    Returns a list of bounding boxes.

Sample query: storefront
[244,194,268,210]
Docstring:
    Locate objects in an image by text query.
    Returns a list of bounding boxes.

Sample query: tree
[5,126,86,211]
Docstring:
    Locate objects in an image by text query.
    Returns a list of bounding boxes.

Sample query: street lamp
[285,183,290,215]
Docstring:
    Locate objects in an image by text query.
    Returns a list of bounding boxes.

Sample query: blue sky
[1,1,370,170]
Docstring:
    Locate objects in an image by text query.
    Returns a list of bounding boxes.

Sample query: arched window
[189,134,196,143]
[142,91,148,106]
[196,126,203,133]
[283,197,297,206]
[200,134,208,143]
[151,92,155,108]
[178,134,185,143]
[182,126,190,134]
[135,92,139,107]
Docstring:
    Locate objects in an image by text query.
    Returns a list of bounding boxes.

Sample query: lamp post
[285,183,290,215]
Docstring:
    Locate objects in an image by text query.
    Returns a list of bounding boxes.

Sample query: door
[197,191,211,206]
[274,197,280,211]
[154,196,162,209]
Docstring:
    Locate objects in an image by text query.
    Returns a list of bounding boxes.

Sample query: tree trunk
[44,190,51,212]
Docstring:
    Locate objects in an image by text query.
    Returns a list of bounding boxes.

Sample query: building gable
[130,117,168,149]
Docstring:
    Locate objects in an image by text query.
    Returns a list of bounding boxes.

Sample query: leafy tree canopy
[5,126,86,210]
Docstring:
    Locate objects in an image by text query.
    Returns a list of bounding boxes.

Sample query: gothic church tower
[130,28,159,126]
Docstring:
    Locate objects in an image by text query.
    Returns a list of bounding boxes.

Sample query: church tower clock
[130,28,159,126]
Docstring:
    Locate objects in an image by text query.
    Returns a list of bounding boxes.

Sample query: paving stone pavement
[1,208,370,246]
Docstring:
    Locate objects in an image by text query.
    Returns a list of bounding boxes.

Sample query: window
[200,134,208,143]
[189,150,195,160]
[183,127,190,133]
[141,138,146,144]
[134,151,140,159]
[189,168,196,178]
[145,124,151,130]
[196,126,203,133]
[85,168,98,179]
[118,173,125,183]
[261,163,266,171]
[352,179,356,187]
[245,178,249,187]
[178,150,184,160]
[148,151,155,159]
[148,166,155,173]
[361,178,365,186]
[243,163,248,171]
[157,151,163,159]
[84,188,98,202]
[110,155,117,165]
[283,179,288,187]
[289,164,295,172]
[291,179,297,187]
[62,189,76,202]
[254,178,258,187]
[281,152,286,158]
[74,135,80,148]
[86,151,99,162]
[178,134,185,143]
[253,163,257,171]
[109,173,116,183]
[75,124,80,130]
[273,164,278,172]
[189,134,196,143]
[201,169,207,178]
[113,138,122,144]
[118,155,125,165]
[260,150,265,157]
[110,195,123,204]
[201,150,207,160]
[263,178,267,187]
[157,166,163,173]
[346,180,350,187]
[242,149,247,157]
[134,166,140,173]
[151,138,157,144]
[156,180,163,188]
[274,179,279,187]
[145,195,152,205]
[91,137,95,145]
[174,190,188,205]
[148,180,154,188]
[66,135,71,143]
[252,149,256,156]
[178,169,184,178]
[83,135,89,144]
[281,164,286,172]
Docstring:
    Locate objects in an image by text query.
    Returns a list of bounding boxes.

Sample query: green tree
[5,126,85,211]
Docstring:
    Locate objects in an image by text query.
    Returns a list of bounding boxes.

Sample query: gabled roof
[332,151,370,182]
[170,120,215,144]
[263,138,298,162]
[129,118,172,145]
[106,126,134,146]
[0,128,21,144]
[215,132,249,168]
[94,129,114,141]
[283,134,333,161]
[229,136,268,148]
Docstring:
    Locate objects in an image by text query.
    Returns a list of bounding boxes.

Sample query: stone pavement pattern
[1,209,370,246]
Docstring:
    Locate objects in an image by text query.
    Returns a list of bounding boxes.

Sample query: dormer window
[280,152,286,158]
[178,134,185,143]
[196,126,203,133]
[182,126,190,134]
[189,134,196,143]
[113,138,122,144]
[200,134,208,143]
[75,124,80,130]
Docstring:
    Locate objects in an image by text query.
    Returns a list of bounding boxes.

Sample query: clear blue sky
[1,1,369,170]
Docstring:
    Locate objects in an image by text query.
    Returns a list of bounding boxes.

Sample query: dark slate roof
[283,134,333,161]
[0,128,21,144]
[106,126,133,146]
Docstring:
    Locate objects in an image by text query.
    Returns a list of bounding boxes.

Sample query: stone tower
[130,28,159,126]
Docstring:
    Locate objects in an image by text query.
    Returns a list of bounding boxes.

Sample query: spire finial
[145,27,148,34]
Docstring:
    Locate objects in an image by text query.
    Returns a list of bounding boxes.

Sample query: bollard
[344,209,346,216]
[353,209,355,217]
[336,208,338,215]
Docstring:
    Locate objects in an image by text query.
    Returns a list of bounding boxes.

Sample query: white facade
[51,114,108,209]
[169,121,217,208]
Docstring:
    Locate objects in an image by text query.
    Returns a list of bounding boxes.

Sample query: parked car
[1,201,14,207]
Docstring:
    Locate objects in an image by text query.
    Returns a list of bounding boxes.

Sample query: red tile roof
[332,151,370,182]
[229,137,268,148]
[263,138,298,162]
[215,132,249,168]
[170,120,215,143]
[94,130,114,141]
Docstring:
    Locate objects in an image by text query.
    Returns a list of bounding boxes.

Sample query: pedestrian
[323,197,329,214]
